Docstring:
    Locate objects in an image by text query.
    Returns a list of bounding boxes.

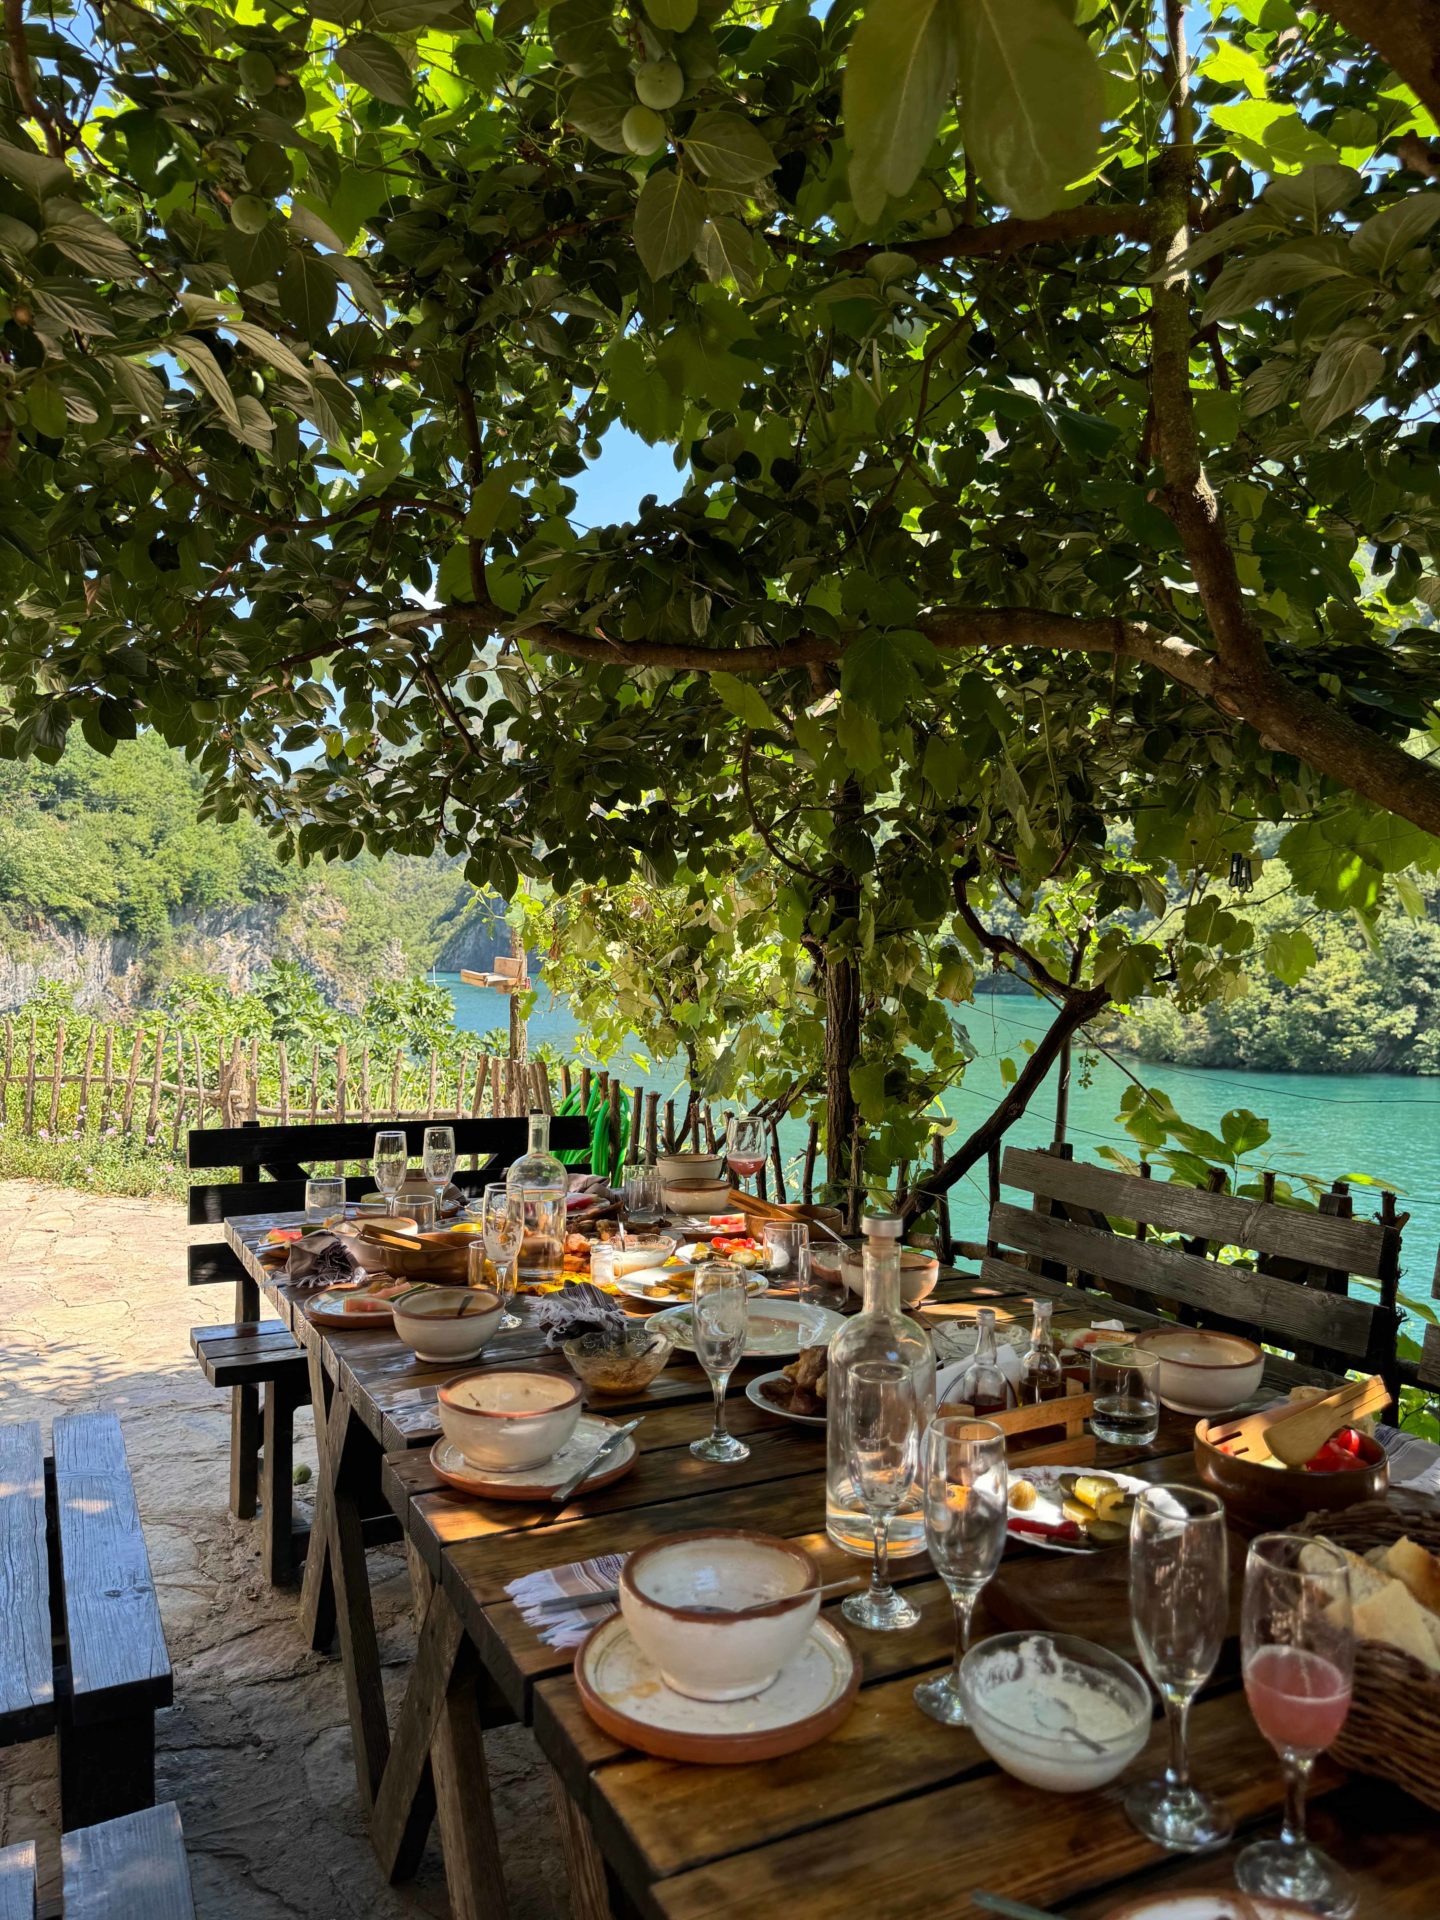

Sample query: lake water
[438,974,1440,1308]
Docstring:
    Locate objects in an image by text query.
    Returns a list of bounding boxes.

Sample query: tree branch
[1318,0,1440,124]
[830,205,1151,273]
[952,863,1074,1000]
[4,0,62,155]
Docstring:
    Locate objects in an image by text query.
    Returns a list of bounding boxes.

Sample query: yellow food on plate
[1072,1474,1120,1509]
[1009,1477,1038,1513]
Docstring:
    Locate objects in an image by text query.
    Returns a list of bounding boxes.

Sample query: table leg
[298,1342,339,1651]
[549,1767,616,1920]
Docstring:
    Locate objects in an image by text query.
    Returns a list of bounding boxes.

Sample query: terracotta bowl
[1194,1417,1388,1528]
[437,1370,583,1471]
[620,1531,819,1702]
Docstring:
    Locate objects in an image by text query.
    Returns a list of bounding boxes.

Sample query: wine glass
[480,1182,524,1329]
[726,1114,766,1195]
[914,1416,1008,1722]
[840,1358,921,1633]
[1236,1533,1356,1917]
[372,1128,407,1217]
[423,1123,456,1213]
[1125,1485,1234,1852]
[689,1263,750,1463]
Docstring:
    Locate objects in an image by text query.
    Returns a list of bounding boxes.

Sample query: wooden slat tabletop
[227,1213,1437,1919]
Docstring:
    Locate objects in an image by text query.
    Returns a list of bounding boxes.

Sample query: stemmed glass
[915,1416,1008,1723]
[372,1129,407,1217]
[725,1115,766,1194]
[690,1263,750,1463]
[1237,1533,1356,1917]
[423,1123,456,1213]
[480,1182,524,1329]
[1125,1485,1234,1852]
[840,1358,921,1633]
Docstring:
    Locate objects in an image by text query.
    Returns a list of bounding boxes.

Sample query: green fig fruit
[634,60,684,110]
[229,194,270,235]
[622,105,667,156]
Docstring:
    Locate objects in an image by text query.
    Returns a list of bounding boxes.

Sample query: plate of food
[676,1236,767,1270]
[747,1348,827,1425]
[304,1277,423,1327]
[1006,1466,1148,1553]
[652,1298,843,1358]
[620,1267,770,1307]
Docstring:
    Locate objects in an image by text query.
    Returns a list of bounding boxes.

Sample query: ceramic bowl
[356,1222,473,1283]
[959,1631,1151,1792]
[662,1177,734,1215]
[437,1370,583,1471]
[563,1326,673,1396]
[655,1152,725,1184]
[1135,1327,1265,1413]
[1101,1897,1318,1919]
[609,1234,679,1279]
[336,1220,417,1272]
[837,1244,940,1307]
[620,1531,820,1702]
[1194,1416,1388,1527]
[391,1286,501,1363]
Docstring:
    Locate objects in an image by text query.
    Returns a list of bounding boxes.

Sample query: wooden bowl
[355,1222,474,1283]
[1194,1413,1388,1528]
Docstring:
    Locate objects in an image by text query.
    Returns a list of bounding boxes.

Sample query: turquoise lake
[437,974,1440,1311]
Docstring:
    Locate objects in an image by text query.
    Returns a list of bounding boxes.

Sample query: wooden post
[389,1046,403,1122]
[119,1032,144,1134]
[97,1027,115,1134]
[580,1067,592,1111]
[169,1032,187,1151]
[22,1018,37,1134]
[336,1041,349,1126]
[489,1057,502,1116]
[931,1133,953,1264]
[361,1047,372,1123]
[769,1118,787,1204]
[47,1021,66,1135]
[534,1059,554,1114]
[308,1044,320,1125]
[628,1086,643,1165]
[425,1049,439,1119]
[663,1099,676,1152]
[276,1043,289,1125]
[246,1037,259,1122]
[454,1051,469,1118]
[560,1062,573,1101]
[802,1121,819,1206]
[144,1028,166,1141]
[508,920,527,1064]
[76,1022,97,1134]
[702,1105,717,1153]
[606,1077,623,1181]
[0,1013,11,1128]
[471,1054,488,1118]
[644,1091,660,1162]
[986,1140,1002,1258]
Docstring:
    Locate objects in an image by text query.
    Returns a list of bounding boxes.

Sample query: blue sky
[567,426,680,528]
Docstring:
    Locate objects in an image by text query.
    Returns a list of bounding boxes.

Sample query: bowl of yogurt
[959,1631,1152,1792]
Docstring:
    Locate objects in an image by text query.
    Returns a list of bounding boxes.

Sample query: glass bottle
[825,1212,936,1559]
[1021,1297,1064,1403]
[954,1307,1013,1418]
[505,1108,567,1286]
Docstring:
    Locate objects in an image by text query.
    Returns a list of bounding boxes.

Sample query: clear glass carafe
[825,1213,936,1559]
[505,1109,567,1286]
[953,1307,1014,1418]
[1021,1297,1064,1403]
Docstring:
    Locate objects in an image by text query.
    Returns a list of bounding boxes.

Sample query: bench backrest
[990,1145,1403,1387]
[0,1838,35,1920]
[61,1802,194,1920]
[52,1412,171,1720]
[0,1422,52,1746]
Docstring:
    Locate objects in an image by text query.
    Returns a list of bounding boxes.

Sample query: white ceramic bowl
[391,1286,501,1362]
[959,1631,1151,1792]
[437,1370,583,1472]
[1134,1327,1264,1413]
[1101,1898,1317,1920]
[837,1245,940,1307]
[620,1531,820,1702]
[609,1235,679,1278]
[655,1152,725,1184]
[662,1177,733,1215]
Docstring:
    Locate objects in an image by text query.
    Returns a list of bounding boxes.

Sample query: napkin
[1376,1423,1440,1495]
[286,1231,359,1289]
[506,1551,626,1648]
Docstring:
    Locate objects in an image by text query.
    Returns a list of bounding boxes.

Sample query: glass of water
[690,1263,750,1463]
[1090,1343,1160,1446]
[304,1175,345,1225]
[624,1162,663,1224]
[763,1221,811,1301]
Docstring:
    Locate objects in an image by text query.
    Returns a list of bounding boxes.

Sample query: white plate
[652,1299,843,1358]
[429,1416,638,1501]
[304,1286,398,1328]
[620,1271,769,1307]
[745,1369,826,1427]
[1006,1464,1148,1555]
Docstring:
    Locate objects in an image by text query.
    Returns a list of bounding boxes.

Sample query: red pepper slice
[1008,1516,1083,1544]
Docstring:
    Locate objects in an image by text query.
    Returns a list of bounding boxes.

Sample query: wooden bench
[186,1114,588,1579]
[0,1801,194,1918]
[1,1414,172,1833]
[989,1144,1404,1392]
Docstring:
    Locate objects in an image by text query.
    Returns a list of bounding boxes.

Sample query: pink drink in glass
[1245,1645,1351,1754]
[728,1157,764,1178]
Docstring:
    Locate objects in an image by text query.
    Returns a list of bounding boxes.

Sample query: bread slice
[1300,1538,1392,1606]
[1381,1536,1440,1617]
[1352,1579,1440,1672]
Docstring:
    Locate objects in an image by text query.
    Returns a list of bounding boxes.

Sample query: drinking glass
[624,1162,662,1225]
[841,1358,921,1632]
[1125,1485,1234,1851]
[690,1263,750,1463]
[1090,1343,1160,1446]
[480,1183,524,1329]
[763,1221,811,1301]
[726,1114,766,1194]
[422,1123,456,1210]
[914,1416,1008,1722]
[1237,1533,1356,1917]
[304,1175,345,1225]
[372,1129,407,1216]
[408,1196,437,1232]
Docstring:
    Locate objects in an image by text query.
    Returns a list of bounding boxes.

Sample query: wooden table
[227,1218,1438,1919]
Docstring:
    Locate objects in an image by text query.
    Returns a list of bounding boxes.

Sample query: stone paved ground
[0,1178,569,1919]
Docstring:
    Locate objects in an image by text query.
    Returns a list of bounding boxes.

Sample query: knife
[972,1894,1061,1920]
[549,1418,644,1505]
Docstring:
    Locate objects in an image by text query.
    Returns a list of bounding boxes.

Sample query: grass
[0,1126,186,1201]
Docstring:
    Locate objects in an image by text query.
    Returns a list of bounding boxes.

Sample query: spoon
[1030,1692,1110,1755]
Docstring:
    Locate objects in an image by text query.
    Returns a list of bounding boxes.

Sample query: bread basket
[1292,1491,1440,1811]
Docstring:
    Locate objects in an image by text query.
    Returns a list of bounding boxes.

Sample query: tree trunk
[508,920,527,1065]
[820,779,864,1231]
